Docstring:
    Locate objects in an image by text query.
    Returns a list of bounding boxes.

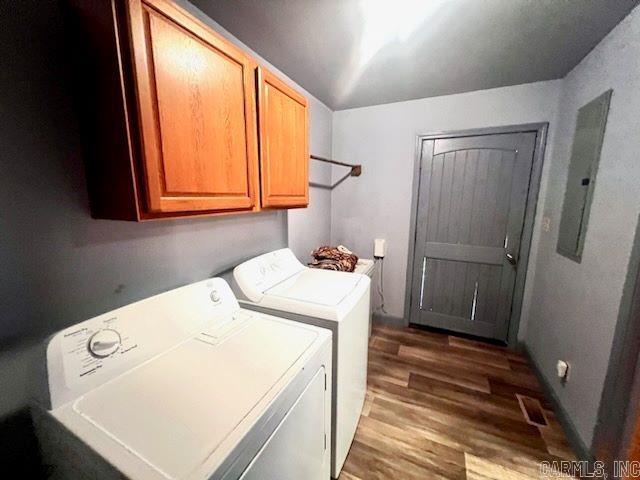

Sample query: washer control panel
[60,316,139,388]
[46,278,240,409]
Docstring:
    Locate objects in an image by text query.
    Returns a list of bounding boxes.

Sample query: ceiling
[192,0,639,110]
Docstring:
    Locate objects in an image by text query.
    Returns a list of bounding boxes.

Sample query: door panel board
[419,310,497,338]
[424,242,504,265]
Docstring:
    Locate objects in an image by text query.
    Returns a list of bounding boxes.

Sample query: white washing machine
[232,248,370,478]
[33,278,332,480]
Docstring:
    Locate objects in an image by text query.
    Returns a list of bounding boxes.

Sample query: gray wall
[524,5,640,447]
[287,100,333,263]
[0,0,332,418]
[331,81,561,317]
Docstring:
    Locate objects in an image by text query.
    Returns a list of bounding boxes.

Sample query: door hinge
[324,373,327,391]
[324,433,327,451]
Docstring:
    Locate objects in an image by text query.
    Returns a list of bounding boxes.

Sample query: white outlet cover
[374,239,386,257]
[556,360,570,380]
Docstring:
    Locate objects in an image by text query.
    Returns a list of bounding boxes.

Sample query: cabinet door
[257,67,309,208]
[126,0,259,213]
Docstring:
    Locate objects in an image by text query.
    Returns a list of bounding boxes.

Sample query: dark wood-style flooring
[339,325,576,480]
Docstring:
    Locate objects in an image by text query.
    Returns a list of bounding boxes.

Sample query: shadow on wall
[0,0,286,348]
[1,0,287,471]
[0,0,288,443]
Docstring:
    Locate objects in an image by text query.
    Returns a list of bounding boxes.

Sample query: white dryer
[353,259,375,337]
[33,278,332,480]
[232,248,370,478]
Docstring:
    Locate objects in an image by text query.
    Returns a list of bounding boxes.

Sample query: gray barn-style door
[409,132,537,341]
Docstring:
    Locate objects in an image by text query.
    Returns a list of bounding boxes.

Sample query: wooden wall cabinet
[70,0,308,221]
[257,67,309,208]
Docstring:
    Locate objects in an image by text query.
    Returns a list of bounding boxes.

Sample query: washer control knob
[88,329,121,358]
[210,290,221,303]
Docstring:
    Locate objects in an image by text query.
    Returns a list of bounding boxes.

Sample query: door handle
[506,252,517,267]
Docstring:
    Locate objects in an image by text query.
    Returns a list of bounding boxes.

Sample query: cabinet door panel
[128,0,258,213]
[257,68,309,208]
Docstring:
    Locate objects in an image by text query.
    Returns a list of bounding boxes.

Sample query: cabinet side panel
[65,0,141,221]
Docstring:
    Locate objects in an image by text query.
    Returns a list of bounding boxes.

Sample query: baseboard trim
[521,343,593,463]
[372,313,406,328]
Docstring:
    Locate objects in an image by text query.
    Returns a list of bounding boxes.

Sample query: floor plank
[370,348,492,393]
[399,343,512,372]
[369,336,400,355]
[353,415,466,479]
[338,326,576,480]
[368,374,528,428]
[465,452,541,480]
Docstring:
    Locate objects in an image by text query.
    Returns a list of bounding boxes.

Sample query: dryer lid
[265,268,363,307]
[71,318,317,480]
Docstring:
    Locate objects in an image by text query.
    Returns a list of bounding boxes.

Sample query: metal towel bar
[310,154,362,177]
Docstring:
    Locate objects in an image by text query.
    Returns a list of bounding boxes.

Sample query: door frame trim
[404,123,549,347]
[592,212,640,476]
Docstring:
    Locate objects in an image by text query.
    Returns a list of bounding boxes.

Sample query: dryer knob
[88,329,121,358]
[210,290,221,303]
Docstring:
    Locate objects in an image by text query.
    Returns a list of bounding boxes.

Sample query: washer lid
[265,268,363,307]
[72,318,317,480]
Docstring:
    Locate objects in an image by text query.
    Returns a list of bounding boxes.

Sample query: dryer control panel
[233,248,306,302]
[45,278,240,409]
